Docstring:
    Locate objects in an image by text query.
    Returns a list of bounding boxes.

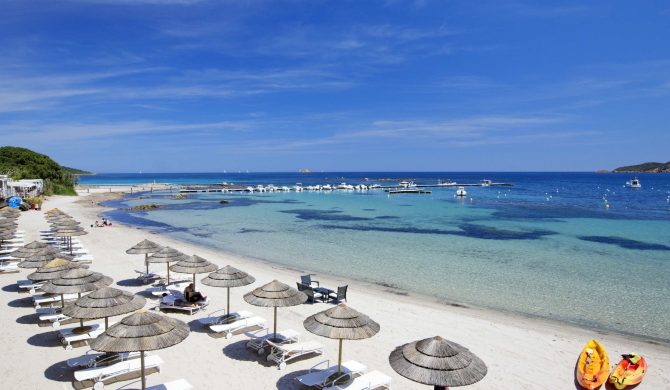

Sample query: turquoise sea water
[91,172,670,340]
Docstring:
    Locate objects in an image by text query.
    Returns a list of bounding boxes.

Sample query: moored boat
[455,186,467,197]
[625,178,641,188]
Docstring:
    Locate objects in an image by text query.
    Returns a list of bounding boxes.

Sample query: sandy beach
[1,191,669,390]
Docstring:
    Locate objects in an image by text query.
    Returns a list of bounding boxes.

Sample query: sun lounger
[296,360,367,388]
[210,316,267,339]
[73,254,94,264]
[198,309,253,326]
[146,378,193,390]
[58,323,106,350]
[33,292,78,308]
[40,310,72,327]
[135,270,162,283]
[18,279,45,294]
[322,370,392,390]
[74,354,164,384]
[0,263,20,273]
[246,328,300,355]
[67,350,141,369]
[147,281,190,297]
[157,297,209,316]
[266,340,325,370]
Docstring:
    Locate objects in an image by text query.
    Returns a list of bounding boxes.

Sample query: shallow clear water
[95,172,670,340]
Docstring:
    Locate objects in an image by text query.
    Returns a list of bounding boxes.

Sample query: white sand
[1,193,668,389]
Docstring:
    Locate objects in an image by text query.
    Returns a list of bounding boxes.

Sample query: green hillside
[614,161,670,173]
[0,146,86,195]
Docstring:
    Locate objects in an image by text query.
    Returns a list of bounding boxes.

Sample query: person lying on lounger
[161,292,195,307]
[183,283,207,303]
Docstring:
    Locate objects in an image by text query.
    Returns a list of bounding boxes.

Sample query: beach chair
[33,292,78,308]
[245,328,300,355]
[40,311,72,327]
[73,254,94,264]
[135,270,161,284]
[147,281,190,298]
[146,378,193,390]
[58,323,106,350]
[198,309,253,326]
[0,262,19,274]
[74,354,164,387]
[296,360,367,388]
[301,274,320,288]
[322,370,392,390]
[328,285,348,303]
[266,339,325,370]
[157,291,209,315]
[18,279,45,294]
[67,350,141,369]
[297,283,323,303]
[210,315,267,339]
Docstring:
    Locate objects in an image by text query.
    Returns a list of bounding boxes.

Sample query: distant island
[613,161,670,173]
[0,146,91,195]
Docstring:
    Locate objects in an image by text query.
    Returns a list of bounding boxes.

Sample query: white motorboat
[625,178,641,188]
[294,184,303,192]
[321,184,333,191]
[480,179,492,187]
[245,186,254,192]
[337,183,354,190]
[370,184,381,189]
[455,186,467,197]
[256,185,266,192]
[399,181,410,188]
[281,186,290,192]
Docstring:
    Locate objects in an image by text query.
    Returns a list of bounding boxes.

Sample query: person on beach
[183,283,206,303]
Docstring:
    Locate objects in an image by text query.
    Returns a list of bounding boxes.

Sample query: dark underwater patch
[374,215,400,220]
[102,210,189,234]
[280,209,371,222]
[238,228,272,234]
[578,236,670,251]
[362,208,376,211]
[319,223,554,240]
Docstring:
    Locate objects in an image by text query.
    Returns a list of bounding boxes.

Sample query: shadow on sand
[116,278,145,287]
[27,330,60,348]
[16,313,39,325]
[8,296,34,308]
[277,369,310,389]
[222,340,262,363]
[2,283,20,293]
[44,360,74,382]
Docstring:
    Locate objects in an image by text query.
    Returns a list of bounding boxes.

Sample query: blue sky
[1,0,669,172]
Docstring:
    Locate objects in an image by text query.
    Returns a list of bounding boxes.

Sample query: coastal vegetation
[614,161,670,173]
[0,146,87,195]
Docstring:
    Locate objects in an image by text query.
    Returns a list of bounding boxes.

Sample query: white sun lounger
[322,370,392,390]
[210,316,267,339]
[146,378,193,390]
[246,328,300,355]
[147,282,191,297]
[58,323,105,350]
[296,360,367,388]
[33,292,78,308]
[266,340,325,370]
[157,297,209,316]
[199,309,253,326]
[74,354,164,384]
[67,350,141,369]
[135,270,162,283]
[18,280,45,294]
[40,311,72,327]
[73,254,94,264]
[0,263,19,273]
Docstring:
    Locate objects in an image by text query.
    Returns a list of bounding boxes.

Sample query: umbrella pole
[273,307,277,341]
[193,273,196,290]
[166,263,170,285]
[141,350,146,390]
[226,287,230,315]
[104,316,108,330]
[78,293,83,328]
[60,294,64,308]
[338,339,343,375]
[145,253,149,275]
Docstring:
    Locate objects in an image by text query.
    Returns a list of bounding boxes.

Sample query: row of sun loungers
[58,322,106,350]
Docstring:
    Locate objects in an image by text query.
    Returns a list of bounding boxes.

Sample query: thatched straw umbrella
[148,246,189,285]
[389,336,487,390]
[10,240,50,259]
[18,246,72,269]
[62,287,146,329]
[169,255,218,290]
[126,239,163,275]
[91,310,189,390]
[202,265,255,317]
[27,258,80,282]
[304,304,380,382]
[244,280,307,341]
[41,268,113,330]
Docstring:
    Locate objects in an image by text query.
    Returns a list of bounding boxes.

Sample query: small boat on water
[480,179,492,187]
[625,178,641,188]
[245,186,254,192]
[294,184,303,192]
[455,186,467,197]
[576,339,610,390]
[609,353,647,389]
[321,184,333,191]
[336,183,354,190]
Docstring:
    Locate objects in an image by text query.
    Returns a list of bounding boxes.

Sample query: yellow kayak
[576,339,610,389]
